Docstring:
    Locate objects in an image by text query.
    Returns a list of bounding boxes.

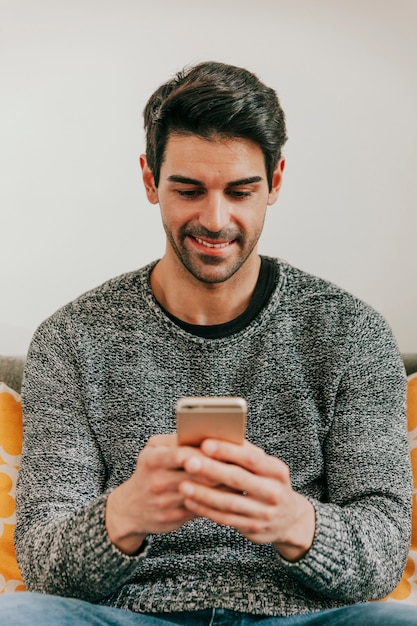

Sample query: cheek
[159,205,192,235]
[244,208,267,233]
[160,199,200,228]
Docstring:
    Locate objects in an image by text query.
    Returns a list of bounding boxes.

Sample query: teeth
[195,237,231,249]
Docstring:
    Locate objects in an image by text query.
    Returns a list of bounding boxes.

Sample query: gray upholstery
[404,353,417,377]
[1,353,416,395]
[0,356,25,394]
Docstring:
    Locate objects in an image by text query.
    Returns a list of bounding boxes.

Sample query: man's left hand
[179,439,316,562]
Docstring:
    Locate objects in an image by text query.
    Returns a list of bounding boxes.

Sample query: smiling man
[2,62,416,625]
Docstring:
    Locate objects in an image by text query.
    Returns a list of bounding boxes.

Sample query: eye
[177,189,205,199]
[227,190,252,199]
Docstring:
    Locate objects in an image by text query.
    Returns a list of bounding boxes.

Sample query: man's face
[141,133,283,285]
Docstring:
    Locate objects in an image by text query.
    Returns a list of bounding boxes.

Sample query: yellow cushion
[383,373,417,603]
[0,383,26,593]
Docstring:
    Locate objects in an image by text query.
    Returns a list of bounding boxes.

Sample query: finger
[180,485,274,537]
[140,442,206,472]
[146,433,178,448]
[148,486,193,514]
[183,454,250,494]
[182,469,284,507]
[183,452,251,493]
[201,439,290,482]
[140,491,197,532]
[180,480,255,514]
[182,497,285,545]
[182,455,282,504]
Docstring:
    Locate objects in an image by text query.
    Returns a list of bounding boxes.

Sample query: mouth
[193,236,233,249]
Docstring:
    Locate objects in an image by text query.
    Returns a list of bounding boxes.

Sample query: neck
[150,254,261,326]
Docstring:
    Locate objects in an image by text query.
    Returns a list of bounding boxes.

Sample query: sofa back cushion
[383,373,417,603]
[0,358,25,395]
[0,383,26,592]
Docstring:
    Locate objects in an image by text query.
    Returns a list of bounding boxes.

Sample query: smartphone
[176,396,247,446]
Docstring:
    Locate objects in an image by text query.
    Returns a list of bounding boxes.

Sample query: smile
[194,237,232,249]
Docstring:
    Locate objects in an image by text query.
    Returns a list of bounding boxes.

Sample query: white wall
[1,0,416,354]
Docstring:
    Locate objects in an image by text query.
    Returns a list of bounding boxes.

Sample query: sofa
[1,353,417,600]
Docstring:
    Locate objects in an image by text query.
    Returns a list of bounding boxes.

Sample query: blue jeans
[1,593,417,625]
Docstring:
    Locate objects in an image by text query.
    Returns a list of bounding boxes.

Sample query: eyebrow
[166,175,264,187]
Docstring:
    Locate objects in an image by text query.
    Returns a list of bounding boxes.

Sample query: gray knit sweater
[16,257,412,617]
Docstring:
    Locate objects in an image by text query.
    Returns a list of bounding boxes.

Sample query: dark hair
[143,61,288,190]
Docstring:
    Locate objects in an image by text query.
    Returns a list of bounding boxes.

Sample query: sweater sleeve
[278,303,412,601]
[15,311,151,601]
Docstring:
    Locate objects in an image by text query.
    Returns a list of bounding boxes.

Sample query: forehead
[160,133,267,182]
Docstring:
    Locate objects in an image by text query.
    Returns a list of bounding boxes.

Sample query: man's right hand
[105,433,204,555]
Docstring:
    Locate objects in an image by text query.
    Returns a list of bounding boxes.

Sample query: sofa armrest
[0,356,26,394]
[403,353,417,377]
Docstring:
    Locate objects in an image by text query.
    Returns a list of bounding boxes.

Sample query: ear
[267,157,285,206]
[140,154,159,204]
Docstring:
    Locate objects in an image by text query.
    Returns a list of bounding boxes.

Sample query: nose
[198,192,230,232]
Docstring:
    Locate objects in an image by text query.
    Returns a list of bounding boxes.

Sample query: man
[1,61,416,624]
